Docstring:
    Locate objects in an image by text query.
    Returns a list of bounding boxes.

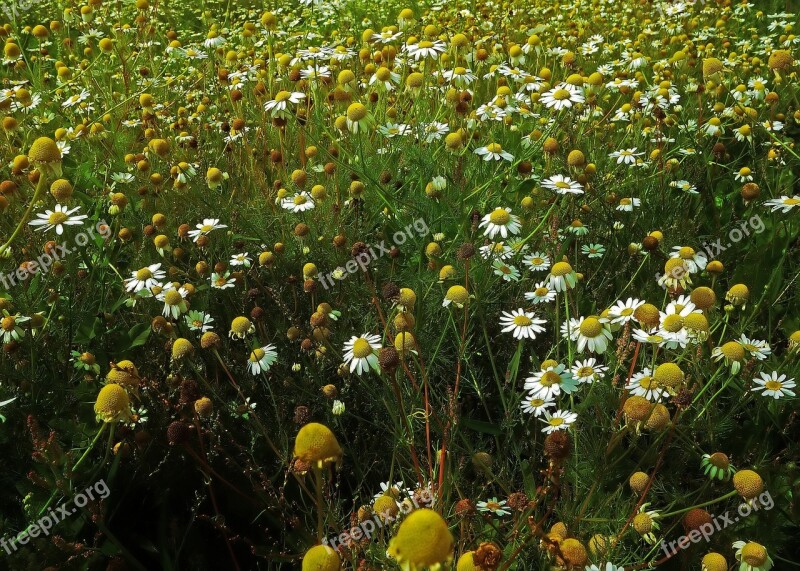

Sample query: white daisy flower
[764,195,799,213]
[499,308,546,340]
[525,281,558,305]
[540,409,577,433]
[609,147,643,165]
[522,252,551,272]
[520,393,555,416]
[248,344,278,375]
[125,263,166,293]
[608,298,645,324]
[29,204,88,235]
[541,174,584,195]
[343,333,382,375]
[570,358,608,384]
[540,83,585,110]
[187,218,227,242]
[626,368,668,402]
[479,207,521,239]
[751,371,795,399]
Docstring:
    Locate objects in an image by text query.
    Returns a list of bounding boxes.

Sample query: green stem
[0,174,47,255]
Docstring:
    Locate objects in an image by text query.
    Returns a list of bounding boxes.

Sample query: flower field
[0,0,799,569]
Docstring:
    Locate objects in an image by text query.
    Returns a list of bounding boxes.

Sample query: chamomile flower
[540,83,585,110]
[492,260,521,282]
[520,393,556,416]
[616,197,641,211]
[540,409,577,433]
[281,191,316,213]
[712,341,747,374]
[764,195,799,213]
[343,333,381,375]
[609,148,643,165]
[547,261,578,292]
[29,204,88,235]
[125,263,166,293]
[582,243,605,258]
[522,252,551,272]
[185,310,214,332]
[571,358,608,384]
[732,540,773,571]
[474,142,514,161]
[0,313,28,343]
[626,368,668,402]
[157,285,189,319]
[479,242,514,260]
[264,90,305,119]
[499,308,546,340]
[472,498,509,517]
[608,298,645,324]
[525,282,557,305]
[633,504,661,544]
[751,371,795,399]
[247,344,278,375]
[187,218,227,242]
[541,174,584,195]
[405,39,446,60]
[670,246,707,273]
[210,271,236,290]
[229,252,252,268]
[701,452,736,481]
[524,364,577,399]
[738,335,771,360]
[573,316,613,354]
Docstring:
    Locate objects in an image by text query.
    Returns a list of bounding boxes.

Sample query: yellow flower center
[662,314,684,332]
[250,348,265,361]
[352,338,373,358]
[486,143,502,154]
[764,380,783,391]
[535,287,549,296]
[548,417,564,426]
[164,290,182,305]
[513,315,532,327]
[721,341,745,361]
[741,543,767,566]
[539,371,561,387]
[678,246,695,259]
[551,261,573,276]
[488,208,510,225]
[293,194,307,205]
[620,307,634,316]
[579,317,603,337]
[274,90,291,102]
[1,316,15,331]
[552,88,571,100]
[577,366,594,378]
[136,268,153,281]
[48,212,68,225]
